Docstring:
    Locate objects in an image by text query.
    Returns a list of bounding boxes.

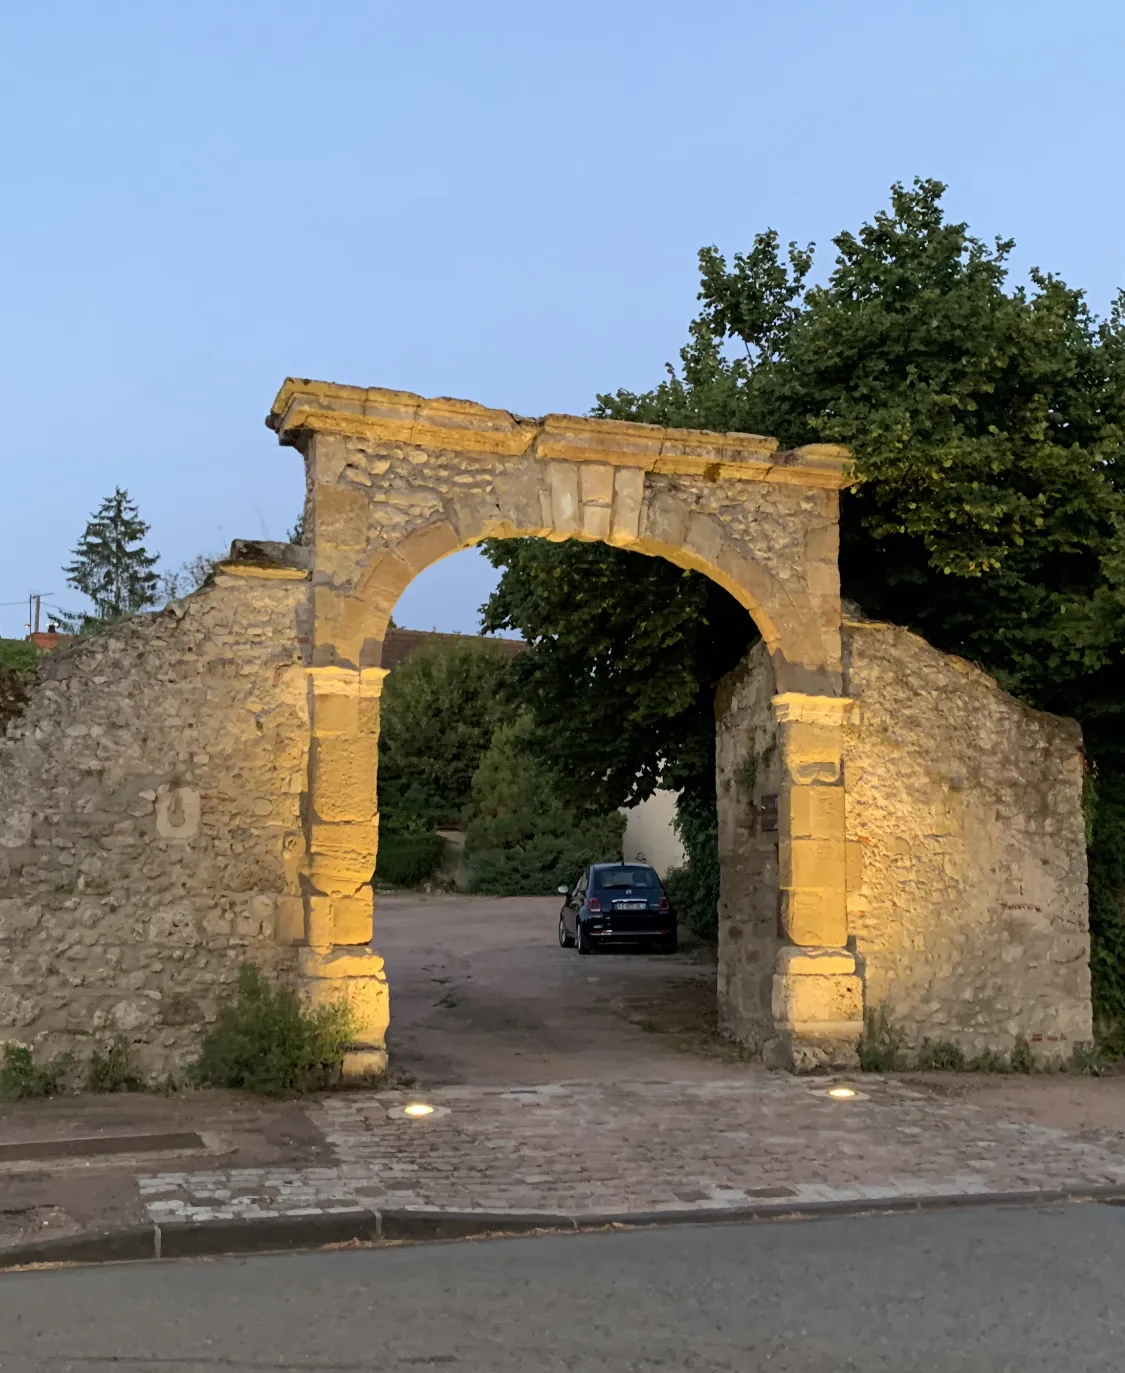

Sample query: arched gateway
[269,378,862,1074]
[0,378,1093,1081]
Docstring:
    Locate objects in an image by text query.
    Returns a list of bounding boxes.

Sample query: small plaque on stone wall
[758,794,778,832]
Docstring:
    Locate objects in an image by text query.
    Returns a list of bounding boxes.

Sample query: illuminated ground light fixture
[403,1102,435,1118]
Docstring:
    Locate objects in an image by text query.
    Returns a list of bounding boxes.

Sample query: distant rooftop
[382,627,526,672]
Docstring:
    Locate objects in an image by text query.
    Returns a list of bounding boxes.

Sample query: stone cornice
[267,379,855,490]
[215,562,309,581]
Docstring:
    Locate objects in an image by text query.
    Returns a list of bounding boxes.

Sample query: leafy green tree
[595,179,1125,761]
[377,640,516,834]
[64,488,160,627]
[480,539,750,814]
[463,715,626,896]
[486,179,1125,1015]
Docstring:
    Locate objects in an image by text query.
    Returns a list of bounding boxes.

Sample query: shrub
[191,965,355,1095]
[463,717,626,896]
[967,1048,1012,1073]
[0,664,32,734]
[86,1035,143,1093]
[0,1043,73,1100]
[0,639,37,672]
[1070,1042,1106,1076]
[664,791,720,940]
[376,832,446,888]
[663,862,718,941]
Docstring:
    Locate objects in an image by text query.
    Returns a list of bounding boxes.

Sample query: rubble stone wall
[842,616,1091,1058]
[0,567,310,1078]
[716,622,1092,1060]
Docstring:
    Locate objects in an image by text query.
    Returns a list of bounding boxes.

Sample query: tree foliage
[463,715,626,896]
[595,179,1125,762]
[377,640,516,834]
[64,487,160,627]
[485,178,1125,997]
[480,539,751,814]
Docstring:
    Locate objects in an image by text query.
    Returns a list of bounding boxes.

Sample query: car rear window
[594,867,659,890]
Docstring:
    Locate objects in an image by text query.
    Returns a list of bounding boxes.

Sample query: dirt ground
[376,892,749,1087]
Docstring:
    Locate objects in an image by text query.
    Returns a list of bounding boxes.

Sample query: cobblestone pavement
[139,1075,1125,1223]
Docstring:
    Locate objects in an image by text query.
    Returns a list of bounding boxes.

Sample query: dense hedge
[375,833,447,888]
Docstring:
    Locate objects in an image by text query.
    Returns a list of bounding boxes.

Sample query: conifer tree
[64,487,159,625]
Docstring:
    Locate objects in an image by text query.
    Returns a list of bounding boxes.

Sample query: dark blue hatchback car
[557,862,677,955]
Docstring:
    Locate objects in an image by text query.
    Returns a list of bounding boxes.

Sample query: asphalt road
[4,1205,1125,1371]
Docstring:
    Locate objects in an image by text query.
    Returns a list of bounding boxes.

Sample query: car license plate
[615,901,646,910]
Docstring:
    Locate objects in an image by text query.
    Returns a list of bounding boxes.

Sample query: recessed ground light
[403,1103,435,1118]
[827,1086,858,1099]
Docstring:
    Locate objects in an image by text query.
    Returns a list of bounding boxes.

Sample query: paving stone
[135,1077,1125,1223]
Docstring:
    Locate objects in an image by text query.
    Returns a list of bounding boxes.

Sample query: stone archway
[0,377,1093,1081]
[267,379,862,1075]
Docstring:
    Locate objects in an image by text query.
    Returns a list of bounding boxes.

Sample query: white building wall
[621,789,685,876]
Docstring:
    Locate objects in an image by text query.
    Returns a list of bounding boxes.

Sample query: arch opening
[370,535,760,1084]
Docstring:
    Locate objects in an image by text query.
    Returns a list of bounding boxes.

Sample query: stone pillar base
[342,1047,388,1080]
[768,946,862,1072]
[299,946,389,1080]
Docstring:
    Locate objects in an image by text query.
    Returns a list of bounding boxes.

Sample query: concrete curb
[5,1185,1125,1271]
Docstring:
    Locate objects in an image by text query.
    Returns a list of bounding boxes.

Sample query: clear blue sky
[2,1,1123,638]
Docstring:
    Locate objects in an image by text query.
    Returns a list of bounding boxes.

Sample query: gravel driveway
[375,892,744,1087]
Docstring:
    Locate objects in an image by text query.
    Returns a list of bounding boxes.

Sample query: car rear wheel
[558,914,574,948]
[657,931,678,955]
[576,921,592,955]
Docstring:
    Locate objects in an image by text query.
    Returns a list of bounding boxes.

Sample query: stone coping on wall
[266,378,855,491]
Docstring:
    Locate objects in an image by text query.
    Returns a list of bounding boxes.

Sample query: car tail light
[587,897,602,913]
[658,896,669,912]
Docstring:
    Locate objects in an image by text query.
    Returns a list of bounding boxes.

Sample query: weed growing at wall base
[86,1035,143,1093]
[856,1008,906,1072]
[0,1043,74,1100]
[857,1007,1102,1074]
